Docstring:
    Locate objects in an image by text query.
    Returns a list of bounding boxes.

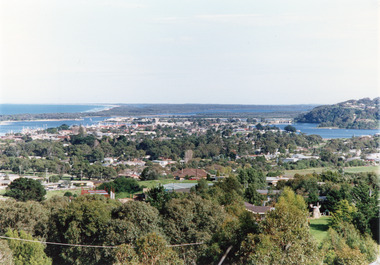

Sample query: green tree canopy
[97,177,142,194]
[115,233,183,265]
[6,229,52,265]
[5,178,46,202]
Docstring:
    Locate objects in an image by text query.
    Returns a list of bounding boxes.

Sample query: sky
[0,0,379,105]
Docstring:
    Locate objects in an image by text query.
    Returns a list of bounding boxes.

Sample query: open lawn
[45,189,81,199]
[284,167,332,177]
[285,166,379,177]
[139,179,202,189]
[309,216,330,244]
[343,166,379,174]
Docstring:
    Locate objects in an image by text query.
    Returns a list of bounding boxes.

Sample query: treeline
[94,104,315,118]
[0,112,87,121]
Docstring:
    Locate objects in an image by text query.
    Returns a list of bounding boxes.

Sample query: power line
[0,235,205,249]
[167,242,204,247]
[0,236,117,249]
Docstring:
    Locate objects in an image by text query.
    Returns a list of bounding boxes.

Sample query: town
[0,116,379,264]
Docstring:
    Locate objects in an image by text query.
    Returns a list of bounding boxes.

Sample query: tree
[97,177,142,194]
[115,233,183,265]
[162,195,227,264]
[47,195,121,265]
[245,184,264,205]
[58,124,70,131]
[284,125,297,132]
[5,178,46,202]
[256,123,264,130]
[0,239,13,265]
[239,188,320,264]
[330,200,356,229]
[49,175,60,183]
[351,182,379,240]
[146,186,175,212]
[111,201,162,238]
[6,229,52,265]
[140,166,160,180]
[0,200,50,238]
[320,223,378,265]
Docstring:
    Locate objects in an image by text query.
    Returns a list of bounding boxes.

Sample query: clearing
[309,216,330,244]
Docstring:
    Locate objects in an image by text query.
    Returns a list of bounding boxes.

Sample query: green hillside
[295,97,380,129]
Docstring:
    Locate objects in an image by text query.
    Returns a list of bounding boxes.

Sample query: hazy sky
[0,0,379,104]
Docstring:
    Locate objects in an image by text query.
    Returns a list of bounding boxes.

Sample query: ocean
[0,104,110,115]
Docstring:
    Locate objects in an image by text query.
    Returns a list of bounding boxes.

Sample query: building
[81,189,115,199]
[244,202,275,215]
[266,176,293,186]
[172,168,208,180]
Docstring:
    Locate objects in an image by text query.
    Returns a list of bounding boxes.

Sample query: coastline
[0,121,15,125]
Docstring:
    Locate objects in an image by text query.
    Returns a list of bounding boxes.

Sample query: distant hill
[295,98,380,129]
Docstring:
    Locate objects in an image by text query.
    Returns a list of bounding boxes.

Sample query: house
[266,176,293,186]
[282,154,319,163]
[152,159,175,167]
[163,183,197,193]
[172,168,208,180]
[81,189,115,199]
[256,189,281,195]
[244,202,275,215]
[71,181,95,188]
[104,157,115,164]
[366,153,380,163]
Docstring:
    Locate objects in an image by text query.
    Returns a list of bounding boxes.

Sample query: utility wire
[0,235,204,249]
[0,236,117,248]
[167,242,204,247]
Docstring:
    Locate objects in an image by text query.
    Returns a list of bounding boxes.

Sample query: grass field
[284,167,332,177]
[309,216,330,244]
[343,166,379,174]
[45,189,81,199]
[285,166,379,177]
[139,179,202,189]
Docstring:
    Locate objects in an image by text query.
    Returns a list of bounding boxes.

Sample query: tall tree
[5,178,46,202]
[239,188,320,264]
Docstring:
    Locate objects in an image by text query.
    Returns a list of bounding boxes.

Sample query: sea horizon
[0,104,115,116]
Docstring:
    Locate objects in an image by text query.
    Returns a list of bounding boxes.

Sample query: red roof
[172,168,208,179]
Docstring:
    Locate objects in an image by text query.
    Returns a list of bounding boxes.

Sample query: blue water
[0,117,109,135]
[276,123,379,139]
[0,104,110,115]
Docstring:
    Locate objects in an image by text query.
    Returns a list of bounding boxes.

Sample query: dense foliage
[5,178,46,202]
[0,170,377,264]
